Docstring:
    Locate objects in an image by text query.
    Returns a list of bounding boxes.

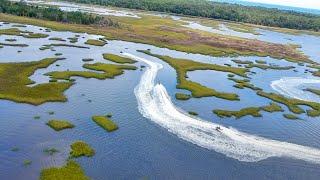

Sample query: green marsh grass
[46,120,75,131]
[40,160,89,180]
[103,53,136,64]
[85,39,106,46]
[70,141,95,158]
[92,115,118,132]
[0,58,73,105]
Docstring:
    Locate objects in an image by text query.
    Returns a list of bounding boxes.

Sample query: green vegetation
[0,0,105,25]
[82,58,94,62]
[46,63,136,80]
[5,38,16,42]
[245,63,295,70]
[232,60,253,64]
[40,44,89,51]
[22,33,48,38]
[305,88,320,97]
[307,110,320,117]
[85,39,106,46]
[175,93,191,100]
[255,60,267,64]
[257,91,320,116]
[283,114,300,120]
[228,77,261,91]
[46,120,75,131]
[213,103,283,118]
[11,147,19,152]
[92,115,118,132]
[0,13,309,63]
[68,37,78,43]
[64,0,320,32]
[140,50,247,100]
[49,37,66,42]
[40,160,89,180]
[188,111,198,116]
[261,103,283,112]
[70,141,95,158]
[0,27,47,39]
[23,160,32,166]
[44,148,59,155]
[213,107,261,118]
[103,53,136,64]
[0,58,73,105]
[0,42,28,47]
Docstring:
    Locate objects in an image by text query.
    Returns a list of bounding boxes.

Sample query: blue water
[212,0,320,15]
[1,12,320,180]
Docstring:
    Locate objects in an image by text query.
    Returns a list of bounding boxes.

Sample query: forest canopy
[63,0,320,31]
[0,0,118,26]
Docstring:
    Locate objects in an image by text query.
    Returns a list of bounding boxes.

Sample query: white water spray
[125,53,320,164]
[271,77,320,103]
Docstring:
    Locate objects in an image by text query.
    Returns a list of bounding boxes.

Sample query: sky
[246,0,320,10]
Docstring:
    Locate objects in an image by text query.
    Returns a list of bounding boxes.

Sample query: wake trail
[124,52,320,164]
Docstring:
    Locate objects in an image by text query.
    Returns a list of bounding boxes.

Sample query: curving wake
[124,52,320,164]
[271,77,320,103]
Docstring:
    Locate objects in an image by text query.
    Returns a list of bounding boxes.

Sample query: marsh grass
[140,50,247,100]
[257,91,320,116]
[23,160,32,166]
[40,44,89,51]
[0,42,28,47]
[40,160,89,180]
[213,103,283,118]
[92,116,118,132]
[85,39,106,46]
[0,14,309,63]
[44,148,59,155]
[103,53,136,64]
[49,37,66,42]
[22,33,48,38]
[46,120,75,131]
[0,58,73,105]
[228,77,262,91]
[188,111,198,116]
[175,93,191,100]
[245,63,295,70]
[46,63,136,80]
[283,114,300,120]
[82,58,94,62]
[70,141,95,158]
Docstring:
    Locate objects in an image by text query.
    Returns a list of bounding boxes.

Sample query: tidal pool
[1,20,320,180]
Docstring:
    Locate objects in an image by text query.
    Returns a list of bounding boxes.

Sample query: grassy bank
[46,120,75,131]
[257,91,320,116]
[40,160,89,180]
[85,39,106,46]
[103,53,136,64]
[92,115,118,132]
[0,58,73,105]
[213,103,283,119]
[46,63,136,80]
[0,13,311,63]
[70,141,95,158]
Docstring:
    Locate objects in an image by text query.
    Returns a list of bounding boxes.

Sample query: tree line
[0,0,118,26]
[63,0,320,31]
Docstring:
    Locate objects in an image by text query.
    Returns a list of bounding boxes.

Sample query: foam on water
[125,53,320,164]
[271,77,320,102]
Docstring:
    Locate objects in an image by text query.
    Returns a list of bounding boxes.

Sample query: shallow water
[1,9,320,180]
